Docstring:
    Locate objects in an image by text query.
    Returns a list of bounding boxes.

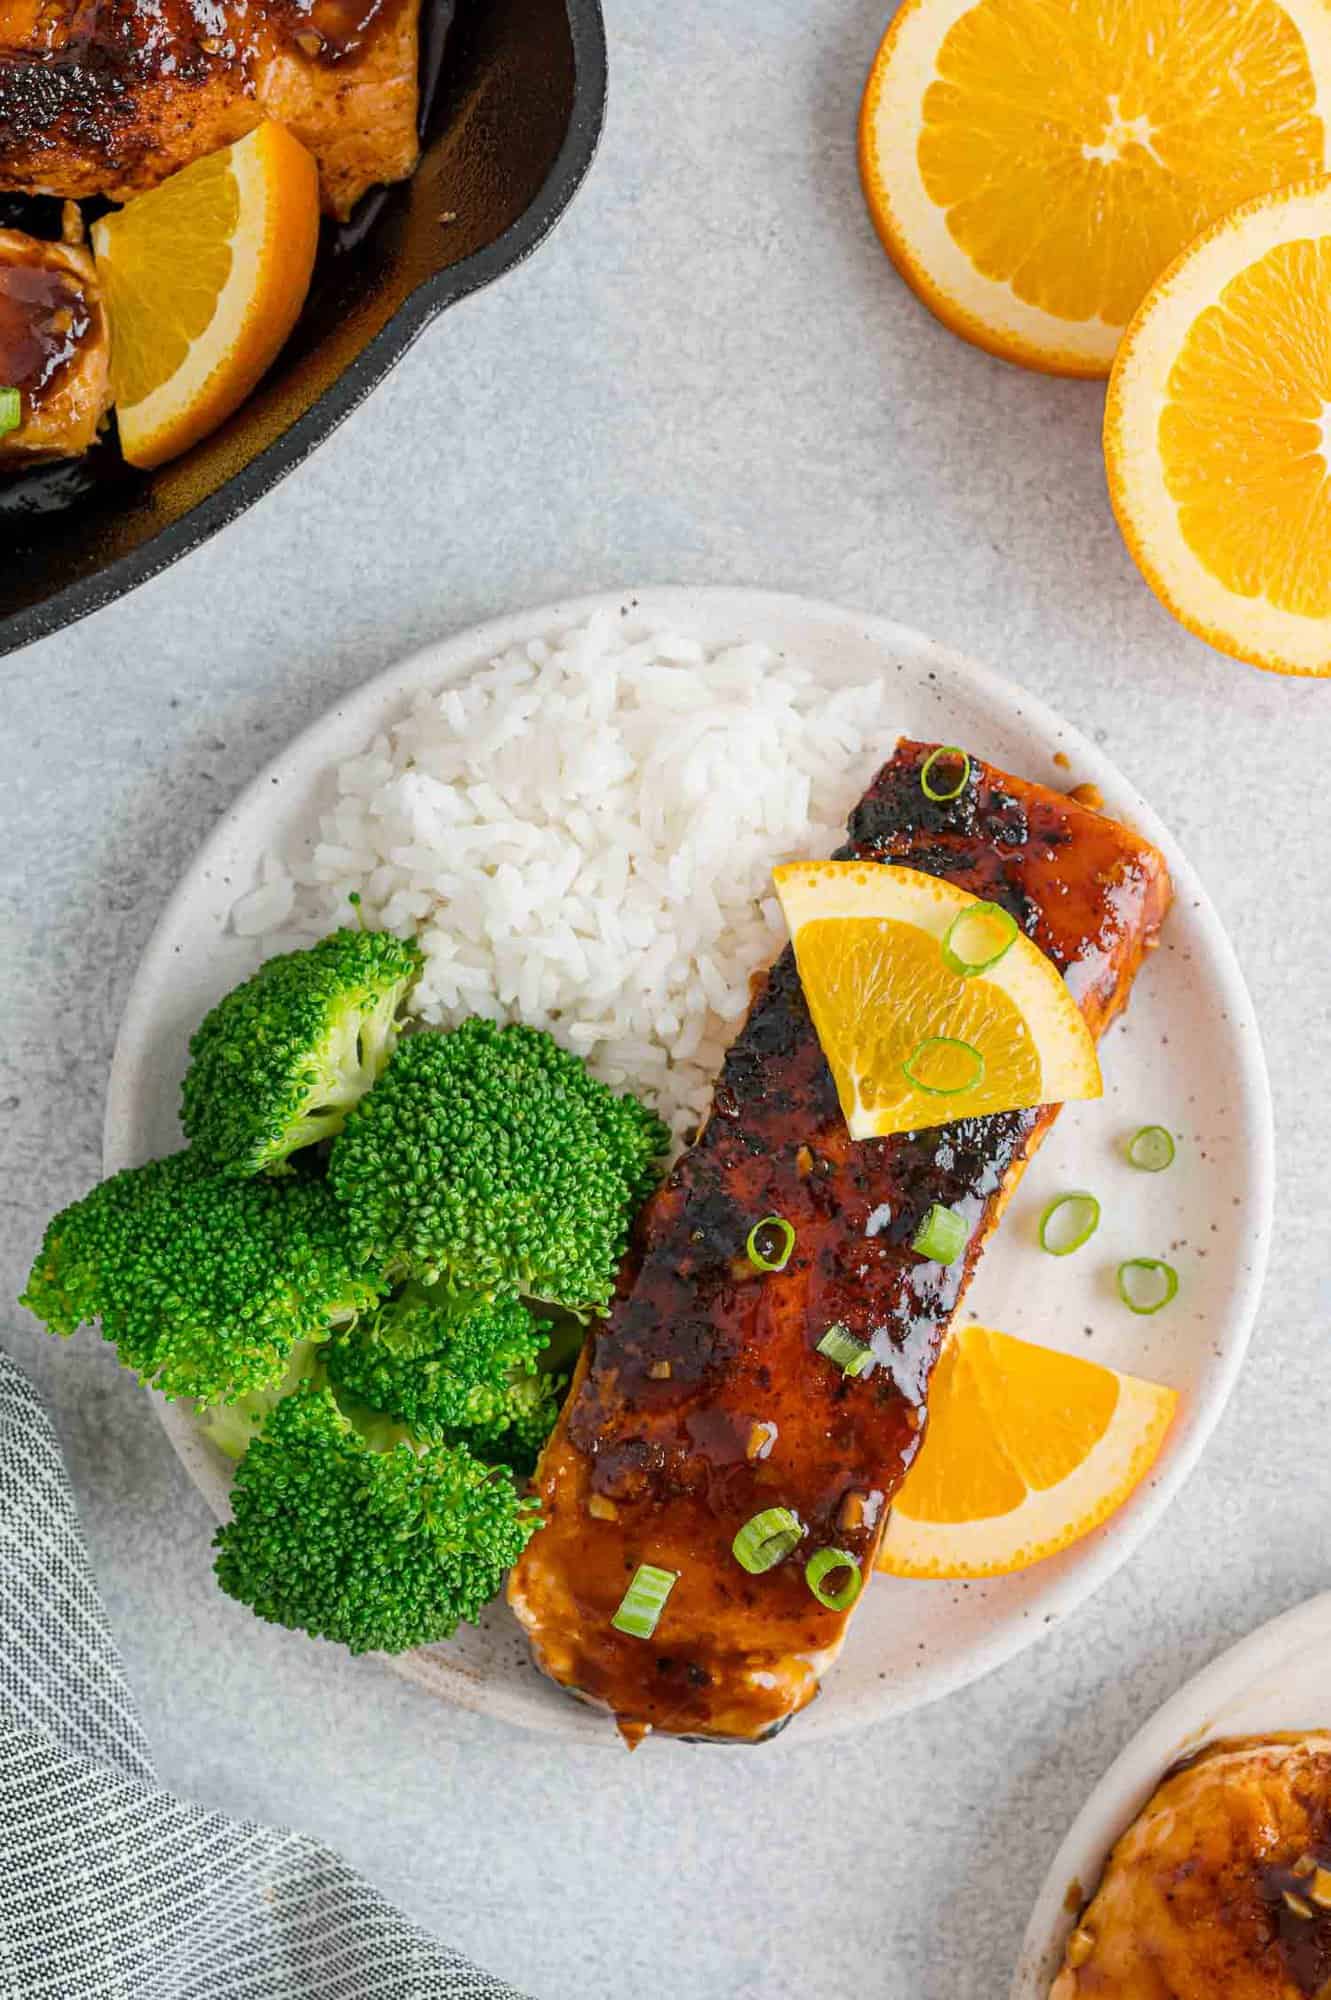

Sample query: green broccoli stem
[198,1339,327,1460]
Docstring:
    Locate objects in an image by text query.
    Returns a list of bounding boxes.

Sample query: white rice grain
[240,613,899,1146]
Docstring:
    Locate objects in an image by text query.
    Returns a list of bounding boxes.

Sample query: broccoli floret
[20,1153,386,1404]
[198,1339,325,1460]
[325,1282,561,1473]
[181,928,423,1176]
[212,1384,542,1653]
[329,1018,669,1312]
[493,1368,565,1474]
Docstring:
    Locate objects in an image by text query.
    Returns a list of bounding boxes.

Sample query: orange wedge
[1107,178,1331,676]
[879,1325,1178,1578]
[773,860,1100,1140]
[92,121,319,470]
[858,0,1331,377]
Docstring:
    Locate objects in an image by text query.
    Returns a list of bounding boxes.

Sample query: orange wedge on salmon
[773,860,1100,1140]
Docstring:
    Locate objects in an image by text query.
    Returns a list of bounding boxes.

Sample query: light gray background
[5,6,1329,1996]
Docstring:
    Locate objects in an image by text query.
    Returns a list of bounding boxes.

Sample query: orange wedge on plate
[773,860,1100,1140]
[1107,178,1331,677]
[879,1325,1178,1578]
[858,0,1331,376]
[93,121,319,469]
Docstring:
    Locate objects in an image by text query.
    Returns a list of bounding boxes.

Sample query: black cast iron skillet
[0,0,607,660]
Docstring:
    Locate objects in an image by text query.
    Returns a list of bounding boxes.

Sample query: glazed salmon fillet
[0,0,420,219]
[508,741,1172,1744]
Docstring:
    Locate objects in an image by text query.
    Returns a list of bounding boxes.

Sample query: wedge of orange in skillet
[1107,179,1331,676]
[858,0,1331,376]
[879,1326,1178,1578]
[773,860,1100,1140]
[92,121,320,469]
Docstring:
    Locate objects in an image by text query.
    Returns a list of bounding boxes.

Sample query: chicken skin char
[0,0,420,219]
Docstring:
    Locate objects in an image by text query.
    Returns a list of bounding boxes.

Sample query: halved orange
[1107,178,1331,676]
[92,121,319,470]
[773,860,1100,1140]
[859,0,1331,377]
[880,1325,1178,1578]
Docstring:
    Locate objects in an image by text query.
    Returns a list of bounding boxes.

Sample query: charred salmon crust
[508,739,1172,1744]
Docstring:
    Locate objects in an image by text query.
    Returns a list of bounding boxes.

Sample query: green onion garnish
[611,1563,679,1640]
[732,1507,805,1574]
[1116,1258,1179,1316]
[920,745,971,803]
[746,1215,795,1273]
[1038,1192,1101,1257]
[805,1547,864,1612]
[1126,1125,1175,1173]
[816,1323,871,1376]
[940,901,1018,979]
[902,1035,985,1096]
[0,388,20,437]
[911,1202,968,1264]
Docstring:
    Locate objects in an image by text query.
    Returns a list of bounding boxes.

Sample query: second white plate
[1013,1593,1331,1997]
[104,586,1273,1743]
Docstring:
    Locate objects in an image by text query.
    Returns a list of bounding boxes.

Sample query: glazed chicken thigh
[1054,1736,1331,1999]
[0,0,420,218]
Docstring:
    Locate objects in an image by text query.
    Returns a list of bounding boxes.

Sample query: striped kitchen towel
[0,1348,527,2000]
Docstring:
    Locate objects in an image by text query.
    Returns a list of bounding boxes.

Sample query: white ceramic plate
[105,586,1273,1744]
[1012,1593,1331,1997]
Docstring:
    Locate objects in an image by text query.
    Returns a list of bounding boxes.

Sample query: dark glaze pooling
[0,253,89,398]
[1263,1839,1331,1995]
[510,740,1172,1743]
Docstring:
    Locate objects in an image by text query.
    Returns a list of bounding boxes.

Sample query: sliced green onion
[611,1563,679,1640]
[1038,1192,1101,1257]
[746,1215,795,1273]
[732,1507,804,1574]
[911,1202,968,1264]
[816,1323,871,1377]
[941,901,1018,979]
[903,1035,985,1096]
[0,388,19,437]
[805,1547,863,1612]
[1117,1258,1179,1316]
[920,745,971,803]
[1126,1125,1175,1173]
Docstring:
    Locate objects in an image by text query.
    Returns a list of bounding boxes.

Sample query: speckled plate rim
[1012,1592,1331,1997]
[105,585,1274,1744]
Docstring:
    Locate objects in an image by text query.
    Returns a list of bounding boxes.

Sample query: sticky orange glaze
[508,741,1172,1744]
[0,0,419,217]
[0,228,110,461]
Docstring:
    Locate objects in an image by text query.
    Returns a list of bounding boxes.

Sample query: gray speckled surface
[4,6,1329,1996]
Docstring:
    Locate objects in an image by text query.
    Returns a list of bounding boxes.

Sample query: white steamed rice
[232,612,899,1146]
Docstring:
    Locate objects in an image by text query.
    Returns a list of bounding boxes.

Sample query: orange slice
[879,1325,1178,1578]
[772,860,1100,1140]
[1107,178,1331,676]
[858,0,1331,377]
[92,121,319,470]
